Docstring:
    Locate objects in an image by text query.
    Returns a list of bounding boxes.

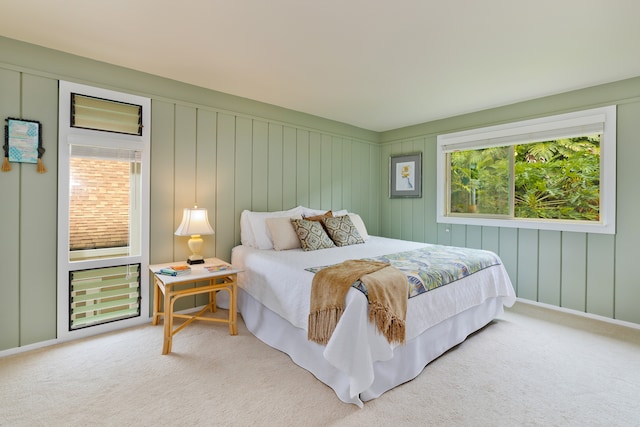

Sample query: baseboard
[0,338,59,359]
[0,305,216,359]
[514,298,640,331]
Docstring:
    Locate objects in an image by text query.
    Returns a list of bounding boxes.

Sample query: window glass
[68,147,142,261]
[450,146,511,215]
[514,136,600,221]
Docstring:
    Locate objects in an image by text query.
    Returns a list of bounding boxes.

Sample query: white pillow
[240,210,256,247]
[333,209,348,216]
[243,206,304,249]
[266,215,302,250]
[347,213,369,241]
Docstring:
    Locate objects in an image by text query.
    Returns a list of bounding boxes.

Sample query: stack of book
[158,265,191,276]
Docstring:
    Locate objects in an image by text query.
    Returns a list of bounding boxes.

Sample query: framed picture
[389,152,422,198]
[4,118,42,164]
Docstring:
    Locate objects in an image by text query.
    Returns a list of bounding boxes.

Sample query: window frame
[436,106,616,234]
[57,81,151,342]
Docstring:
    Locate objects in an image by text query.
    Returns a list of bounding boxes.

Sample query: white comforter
[231,236,516,400]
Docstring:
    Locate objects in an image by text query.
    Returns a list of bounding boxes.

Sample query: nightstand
[149,258,242,354]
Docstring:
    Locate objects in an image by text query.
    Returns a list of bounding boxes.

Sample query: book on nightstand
[205,264,230,272]
[158,265,191,276]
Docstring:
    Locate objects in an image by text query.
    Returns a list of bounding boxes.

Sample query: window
[68,146,142,261]
[58,81,151,341]
[71,93,143,135]
[436,106,616,234]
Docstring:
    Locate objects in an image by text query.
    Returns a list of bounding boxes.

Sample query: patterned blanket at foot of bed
[306,244,502,298]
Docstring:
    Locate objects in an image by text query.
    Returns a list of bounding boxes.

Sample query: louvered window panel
[69,264,141,330]
[71,93,142,135]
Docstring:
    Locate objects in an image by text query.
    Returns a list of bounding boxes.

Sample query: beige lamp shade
[175,207,214,264]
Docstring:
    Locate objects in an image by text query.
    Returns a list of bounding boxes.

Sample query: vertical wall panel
[0,68,21,350]
[252,120,269,211]
[437,223,452,246]
[587,234,615,318]
[516,229,539,301]
[561,232,587,311]
[267,124,284,211]
[341,139,352,212]
[150,101,176,264]
[400,141,414,241]
[282,126,297,209]
[20,74,58,345]
[196,109,217,259]
[614,102,640,323]
[481,227,500,254]
[296,130,309,207]
[450,224,467,247]
[331,137,343,211]
[351,142,370,217]
[308,132,321,209]
[466,226,482,249]
[368,144,381,235]
[498,228,518,291]
[400,198,413,241]
[423,136,438,244]
[351,142,364,216]
[379,144,392,236]
[235,117,253,213]
[389,144,403,239]
[193,109,218,307]
[173,105,197,263]
[411,139,426,243]
[321,134,332,209]
[173,105,197,310]
[538,230,561,306]
[217,114,237,262]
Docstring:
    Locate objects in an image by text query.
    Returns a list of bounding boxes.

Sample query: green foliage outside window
[449,135,600,221]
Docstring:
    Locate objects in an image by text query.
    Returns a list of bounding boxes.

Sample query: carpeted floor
[1,302,639,427]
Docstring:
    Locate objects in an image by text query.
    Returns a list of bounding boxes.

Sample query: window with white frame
[436,106,616,234]
[57,81,151,341]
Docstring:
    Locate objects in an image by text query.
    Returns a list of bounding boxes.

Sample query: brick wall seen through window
[69,158,130,251]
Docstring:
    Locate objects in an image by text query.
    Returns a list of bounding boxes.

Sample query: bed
[229,207,516,407]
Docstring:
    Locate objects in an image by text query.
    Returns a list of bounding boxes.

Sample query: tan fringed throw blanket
[308,259,408,346]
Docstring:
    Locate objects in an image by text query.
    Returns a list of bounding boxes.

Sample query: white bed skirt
[237,287,506,407]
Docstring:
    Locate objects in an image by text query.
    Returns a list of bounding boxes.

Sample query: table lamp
[174,206,215,264]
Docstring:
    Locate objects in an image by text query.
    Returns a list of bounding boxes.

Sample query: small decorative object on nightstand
[174,205,215,265]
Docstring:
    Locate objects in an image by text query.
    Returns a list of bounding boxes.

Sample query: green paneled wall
[0,68,21,350]
[1,34,640,354]
[0,37,379,352]
[378,80,640,325]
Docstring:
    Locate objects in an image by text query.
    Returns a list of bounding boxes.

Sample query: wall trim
[515,298,640,331]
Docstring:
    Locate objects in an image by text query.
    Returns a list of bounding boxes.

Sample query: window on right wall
[436,105,616,234]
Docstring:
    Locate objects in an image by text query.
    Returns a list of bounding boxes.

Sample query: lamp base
[187,258,205,265]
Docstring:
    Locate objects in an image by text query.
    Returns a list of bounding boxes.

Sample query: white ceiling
[2,0,640,132]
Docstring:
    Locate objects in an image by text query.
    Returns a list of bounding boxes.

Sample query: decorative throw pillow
[291,218,336,251]
[322,215,364,247]
[266,215,302,250]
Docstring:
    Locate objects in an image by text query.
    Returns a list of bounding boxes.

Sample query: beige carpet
[1,302,639,427]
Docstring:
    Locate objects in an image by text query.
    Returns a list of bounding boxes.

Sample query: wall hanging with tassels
[3,117,46,173]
